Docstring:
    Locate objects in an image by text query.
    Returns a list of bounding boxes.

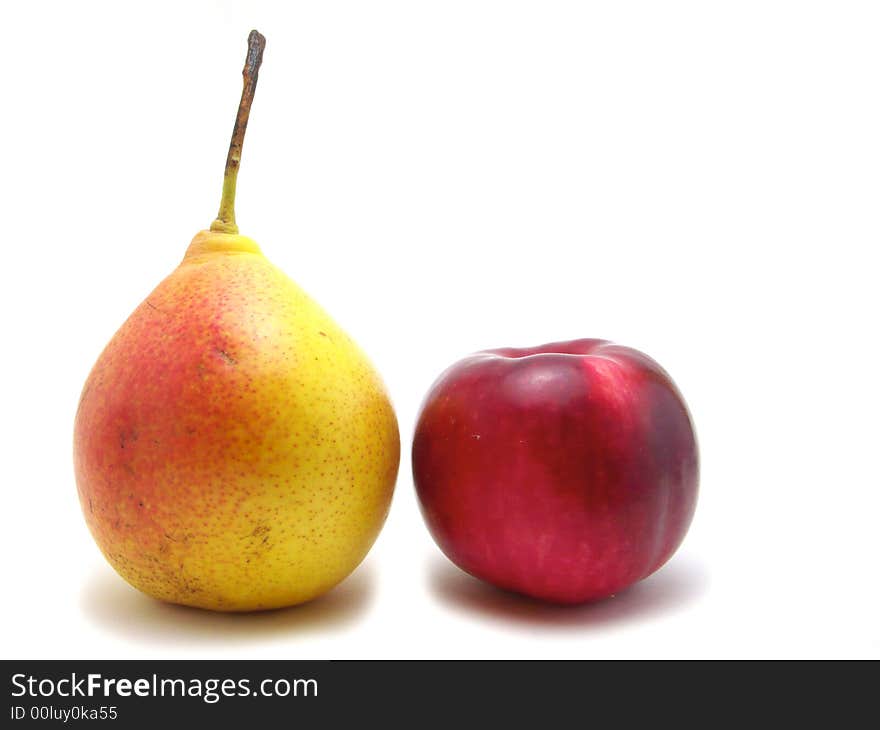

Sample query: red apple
[412,339,698,604]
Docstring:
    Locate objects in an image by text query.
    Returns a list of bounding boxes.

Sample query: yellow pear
[73,31,399,611]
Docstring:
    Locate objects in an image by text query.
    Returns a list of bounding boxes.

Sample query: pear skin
[74,231,399,610]
[73,32,399,611]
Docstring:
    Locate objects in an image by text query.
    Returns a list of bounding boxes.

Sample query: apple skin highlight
[412,339,698,604]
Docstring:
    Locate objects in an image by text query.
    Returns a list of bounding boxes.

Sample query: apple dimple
[481,338,611,359]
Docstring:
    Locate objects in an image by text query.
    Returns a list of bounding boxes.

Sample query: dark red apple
[412,339,698,604]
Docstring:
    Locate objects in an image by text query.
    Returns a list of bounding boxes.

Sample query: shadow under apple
[80,560,377,647]
[427,554,709,630]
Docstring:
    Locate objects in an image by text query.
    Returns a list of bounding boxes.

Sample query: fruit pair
[74,32,697,612]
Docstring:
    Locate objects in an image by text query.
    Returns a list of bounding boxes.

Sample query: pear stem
[211,30,266,234]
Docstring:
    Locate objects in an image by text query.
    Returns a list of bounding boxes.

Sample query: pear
[73,31,399,611]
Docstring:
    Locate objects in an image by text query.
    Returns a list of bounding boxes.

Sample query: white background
[1,1,878,659]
